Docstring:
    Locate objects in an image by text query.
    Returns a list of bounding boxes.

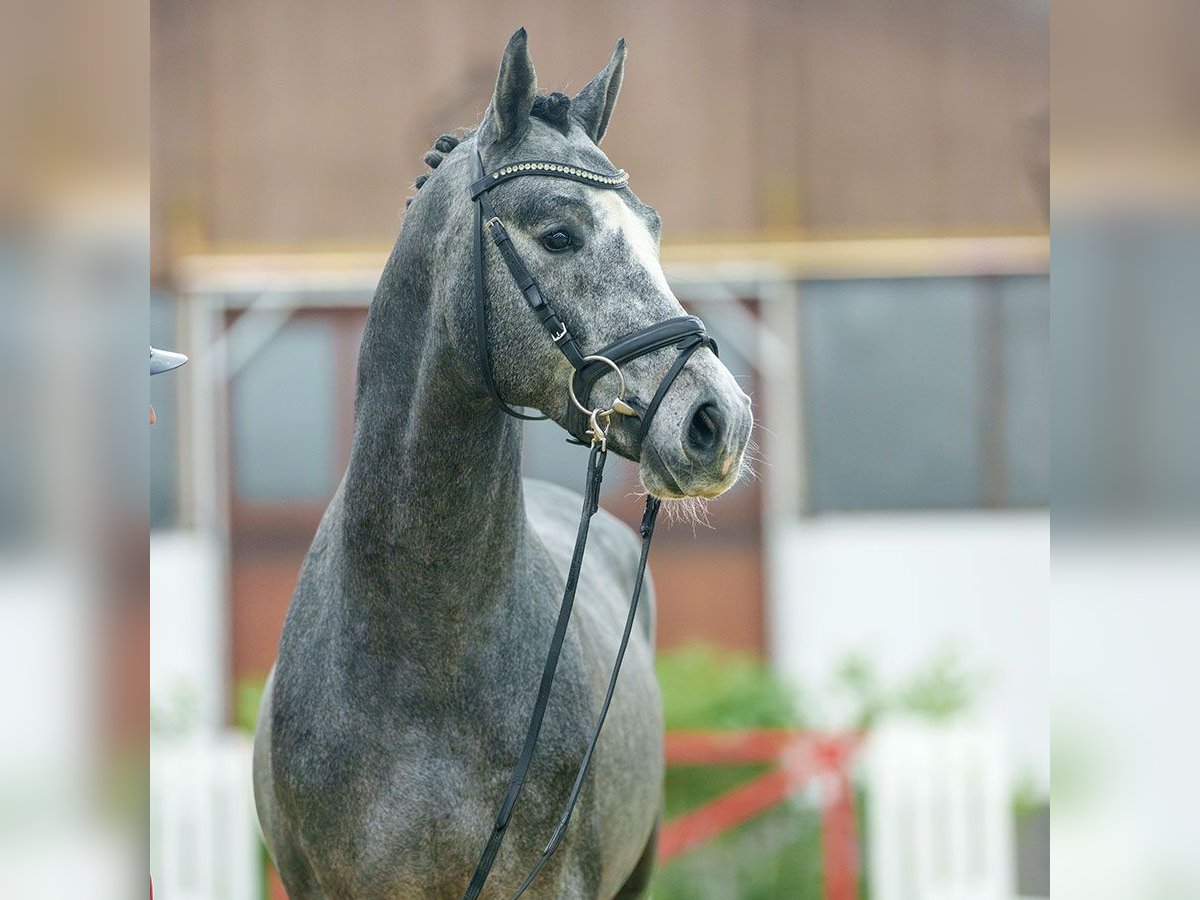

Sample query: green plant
[651,646,821,899]
[831,653,887,729]
[833,646,983,730]
[235,675,267,734]
[650,644,994,898]
[651,803,826,900]
[896,648,982,720]
[1012,770,1044,822]
[656,645,804,731]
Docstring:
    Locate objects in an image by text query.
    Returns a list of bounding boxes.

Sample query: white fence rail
[865,718,1014,900]
[151,733,262,900]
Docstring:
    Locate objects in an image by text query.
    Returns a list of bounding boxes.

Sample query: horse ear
[572,39,626,144]
[482,28,537,146]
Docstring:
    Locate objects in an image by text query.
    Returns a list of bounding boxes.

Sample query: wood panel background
[152,0,1048,269]
[152,0,1046,671]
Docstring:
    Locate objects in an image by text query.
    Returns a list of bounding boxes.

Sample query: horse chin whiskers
[662,496,714,531]
[637,446,738,508]
[629,481,713,531]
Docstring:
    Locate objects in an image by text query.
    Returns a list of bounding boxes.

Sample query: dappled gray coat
[253,29,752,899]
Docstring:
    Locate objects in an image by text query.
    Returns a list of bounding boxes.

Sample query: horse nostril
[685,401,723,461]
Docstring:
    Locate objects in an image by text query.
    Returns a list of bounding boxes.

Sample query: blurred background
[145,1,1048,897]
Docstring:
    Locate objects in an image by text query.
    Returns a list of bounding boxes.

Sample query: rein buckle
[587,409,612,451]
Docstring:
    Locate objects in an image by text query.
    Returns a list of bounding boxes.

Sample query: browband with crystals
[470,160,629,199]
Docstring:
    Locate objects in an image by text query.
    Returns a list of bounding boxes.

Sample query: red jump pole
[659,766,796,862]
[819,756,859,900]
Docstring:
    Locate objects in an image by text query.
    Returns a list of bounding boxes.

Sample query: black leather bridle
[462,148,717,899]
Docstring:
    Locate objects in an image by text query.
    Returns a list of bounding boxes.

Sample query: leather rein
[462,148,717,899]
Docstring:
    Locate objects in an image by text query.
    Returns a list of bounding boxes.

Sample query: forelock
[529,92,572,133]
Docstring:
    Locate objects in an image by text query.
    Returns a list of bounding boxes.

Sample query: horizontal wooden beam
[173,235,1048,296]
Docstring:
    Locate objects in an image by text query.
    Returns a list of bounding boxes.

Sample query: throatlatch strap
[462,445,608,900]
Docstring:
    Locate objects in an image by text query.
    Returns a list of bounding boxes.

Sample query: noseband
[463,148,716,899]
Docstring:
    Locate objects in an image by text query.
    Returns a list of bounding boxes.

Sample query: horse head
[409,29,753,499]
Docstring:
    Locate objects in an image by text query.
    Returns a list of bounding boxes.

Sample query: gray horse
[253,29,752,899]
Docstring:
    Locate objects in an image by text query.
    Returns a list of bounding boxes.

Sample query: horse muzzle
[640,387,752,499]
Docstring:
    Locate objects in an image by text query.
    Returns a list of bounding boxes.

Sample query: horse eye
[541,230,573,252]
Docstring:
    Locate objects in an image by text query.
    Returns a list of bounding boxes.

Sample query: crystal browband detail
[470,160,629,198]
[493,162,627,184]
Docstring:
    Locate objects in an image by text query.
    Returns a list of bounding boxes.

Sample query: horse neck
[339,228,528,637]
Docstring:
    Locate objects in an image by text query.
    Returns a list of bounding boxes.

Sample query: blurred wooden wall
[152,0,1047,269]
